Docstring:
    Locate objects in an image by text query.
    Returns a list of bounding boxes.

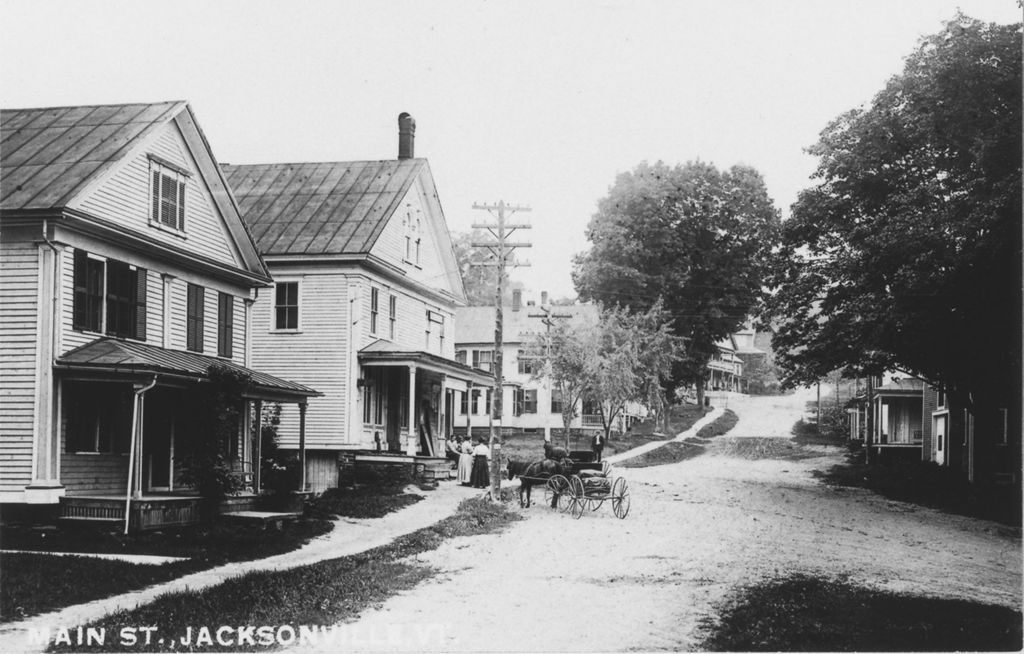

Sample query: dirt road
[291,390,1022,652]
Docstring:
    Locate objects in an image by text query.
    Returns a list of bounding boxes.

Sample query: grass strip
[1,554,199,623]
[618,409,737,468]
[701,573,1022,652]
[48,497,521,652]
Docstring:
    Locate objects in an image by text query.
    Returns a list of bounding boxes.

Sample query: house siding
[0,237,41,492]
[73,123,240,269]
[250,273,349,449]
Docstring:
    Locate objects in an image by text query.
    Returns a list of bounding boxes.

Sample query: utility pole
[527,304,571,446]
[471,200,531,501]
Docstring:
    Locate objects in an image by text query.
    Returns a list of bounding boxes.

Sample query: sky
[2,0,1020,299]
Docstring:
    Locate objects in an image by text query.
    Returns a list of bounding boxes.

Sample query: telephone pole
[471,200,531,500]
[527,304,572,445]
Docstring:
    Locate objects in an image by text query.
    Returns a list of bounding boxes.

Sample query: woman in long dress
[458,437,474,485]
[470,438,490,489]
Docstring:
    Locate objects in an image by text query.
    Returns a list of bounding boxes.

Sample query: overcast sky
[2,0,1020,298]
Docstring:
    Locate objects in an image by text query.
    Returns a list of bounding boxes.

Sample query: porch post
[438,373,447,456]
[253,399,263,493]
[407,366,417,456]
[134,391,146,499]
[298,402,307,492]
[466,381,473,440]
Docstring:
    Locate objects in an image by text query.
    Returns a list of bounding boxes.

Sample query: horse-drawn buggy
[506,445,631,519]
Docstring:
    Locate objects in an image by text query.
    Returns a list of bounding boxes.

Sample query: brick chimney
[398,113,416,159]
[512,288,522,312]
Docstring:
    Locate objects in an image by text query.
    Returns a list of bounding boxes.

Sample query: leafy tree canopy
[764,14,1022,411]
[573,160,781,402]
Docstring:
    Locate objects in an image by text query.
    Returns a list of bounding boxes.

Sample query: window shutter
[151,170,161,222]
[177,178,186,229]
[134,268,147,341]
[73,249,87,329]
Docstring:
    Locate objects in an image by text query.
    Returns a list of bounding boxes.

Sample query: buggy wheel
[611,477,631,519]
[545,475,570,511]
[569,475,586,519]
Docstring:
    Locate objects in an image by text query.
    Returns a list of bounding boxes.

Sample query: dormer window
[149,155,189,232]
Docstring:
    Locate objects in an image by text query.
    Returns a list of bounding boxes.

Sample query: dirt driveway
[291,389,1022,652]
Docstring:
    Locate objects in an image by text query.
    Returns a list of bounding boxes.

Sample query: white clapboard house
[221,113,492,491]
[0,101,318,528]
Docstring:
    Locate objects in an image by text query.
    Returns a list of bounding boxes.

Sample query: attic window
[149,156,188,232]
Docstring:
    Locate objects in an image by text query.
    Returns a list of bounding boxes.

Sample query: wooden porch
[59,492,263,531]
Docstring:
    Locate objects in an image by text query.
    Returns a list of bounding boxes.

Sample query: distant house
[706,336,744,392]
[221,114,491,491]
[0,102,317,527]
[453,293,647,443]
[846,374,926,461]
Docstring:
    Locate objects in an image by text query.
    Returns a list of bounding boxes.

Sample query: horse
[507,457,573,508]
[543,442,571,461]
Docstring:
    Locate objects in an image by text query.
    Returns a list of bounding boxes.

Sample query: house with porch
[221,113,491,491]
[0,101,318,529]
[706,336,744,392]
[453,293,648,444]
[846,374,924,462]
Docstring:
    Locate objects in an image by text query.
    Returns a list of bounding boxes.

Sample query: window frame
[148,156,189,233]
[72,249,146,341]
[523,389,537,414]
[389,294,397,340]
[550,388,564,414]
[273,281,300,331]
[370,287,379,335]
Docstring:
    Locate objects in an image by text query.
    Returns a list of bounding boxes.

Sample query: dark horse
[507,458,572,508]
[544,442,570,461]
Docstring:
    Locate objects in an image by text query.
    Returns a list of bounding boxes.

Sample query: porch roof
[55,337,320,402]
[358,340,493,386]
[874,378,925,398]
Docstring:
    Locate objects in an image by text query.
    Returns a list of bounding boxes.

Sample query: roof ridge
[223,158,426,168]
[0,99,184,113]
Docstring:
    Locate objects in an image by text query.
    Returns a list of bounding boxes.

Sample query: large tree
[573,161,780,407]
[765,16,1021,435]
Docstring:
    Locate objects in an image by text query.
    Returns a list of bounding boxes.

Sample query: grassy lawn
[2,485,426,623]
[48,498,521,653]
[618,409,737,468]
[1,554,198,623]
[813,451,1022,528]
[701,574,1023,652]
[502,404,710,463]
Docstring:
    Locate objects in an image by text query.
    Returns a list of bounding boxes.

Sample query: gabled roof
[221,159,426,256]
[455,304,598,344]
[1,101,271,282]
[1,101,185,211]
[56,338,319,401]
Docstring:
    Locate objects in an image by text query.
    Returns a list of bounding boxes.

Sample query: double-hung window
[550,388,564,414]
[186,284,205,353]
[473,349,493,372]
[72,249,147,340]
[218,292,234,358]
[370,288,379,335]
[149,157,188,231]
[523,389,537,414]
[389,295,397,340]
[275,282,299,330]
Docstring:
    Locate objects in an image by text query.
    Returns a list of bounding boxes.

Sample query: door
[385,370,403,452]
[932,414,947,465]
[145,390,174,491]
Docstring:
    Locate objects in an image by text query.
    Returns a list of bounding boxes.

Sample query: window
[518,350,535,375]
[551,388,564,414]
[426,311,444,353]
[149,158,187,231]
[513,389,523,417]
[73,250,104,332]
[471,389,481,415]
[405,235,412,261]
[415,238,421,265]
[460,390,469,415]
[389,295,397,340]
[936,388,946,409]
[473,349,493,372]
[218,292,234,358]
[455,350,467,365]
[275,282,298,330]
[523,389,537,414]
[72,249,146,340]
[370,288,379,335]
[186,284,204,352]
[485,389,492,415]
[65,382,132,453]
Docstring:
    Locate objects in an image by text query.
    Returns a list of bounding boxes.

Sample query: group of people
[446,435,490,488]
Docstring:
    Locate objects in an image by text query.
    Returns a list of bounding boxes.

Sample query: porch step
[221,511,301,529]
[58,515,122,524]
